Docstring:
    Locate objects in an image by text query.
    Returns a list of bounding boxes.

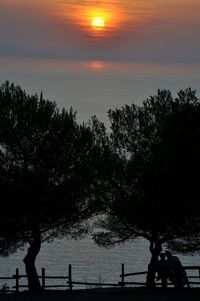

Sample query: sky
[1,0,200,63]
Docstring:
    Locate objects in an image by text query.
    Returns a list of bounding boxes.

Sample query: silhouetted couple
[156,251,189,288]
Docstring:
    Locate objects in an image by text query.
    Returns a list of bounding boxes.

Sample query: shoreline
[0,287,200,301]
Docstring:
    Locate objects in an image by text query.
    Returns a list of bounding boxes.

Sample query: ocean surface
[0,58,200,289]
[1,236,200,290]
[1,58,200,126]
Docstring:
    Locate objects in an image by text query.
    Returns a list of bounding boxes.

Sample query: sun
[91,17,105,29]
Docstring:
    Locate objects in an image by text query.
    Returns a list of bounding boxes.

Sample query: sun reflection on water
[88,60,105,71]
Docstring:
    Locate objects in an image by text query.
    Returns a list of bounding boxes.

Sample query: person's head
[165,250,172,258]
[159,252,165,260]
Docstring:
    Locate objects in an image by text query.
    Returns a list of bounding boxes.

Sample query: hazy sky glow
[0,0,200,62]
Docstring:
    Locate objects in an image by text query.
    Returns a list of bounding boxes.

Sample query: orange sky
[0,0,200,62]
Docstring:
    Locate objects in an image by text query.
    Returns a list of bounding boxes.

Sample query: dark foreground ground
[0,288,200,301]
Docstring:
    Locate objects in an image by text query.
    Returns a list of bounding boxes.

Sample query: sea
[1,57,200,290]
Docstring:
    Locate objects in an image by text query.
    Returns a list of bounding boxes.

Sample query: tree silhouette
[93,89,200,288]
[0,81,99,291]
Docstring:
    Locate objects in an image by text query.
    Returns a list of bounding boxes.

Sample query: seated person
[165,250,189,288]
[156,252,168,288]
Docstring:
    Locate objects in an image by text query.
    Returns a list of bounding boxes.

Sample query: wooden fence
[0,264,120,293]
[120,264,200,288]
[1,264,200,293]
[0,265,73,293]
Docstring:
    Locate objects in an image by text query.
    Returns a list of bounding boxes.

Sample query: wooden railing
[0,264,120,293]
[120,264,200,287]
[0,265,73,293]
[1,264,200,293]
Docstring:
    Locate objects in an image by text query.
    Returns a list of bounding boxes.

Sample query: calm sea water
[1,58,200,125]
[1,237,200,290]
[1,58,200,289]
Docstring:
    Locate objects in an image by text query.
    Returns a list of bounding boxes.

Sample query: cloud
[0,0,200,63]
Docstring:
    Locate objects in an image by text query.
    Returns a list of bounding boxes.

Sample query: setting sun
[60,2,133,41]
[91,17,105,29]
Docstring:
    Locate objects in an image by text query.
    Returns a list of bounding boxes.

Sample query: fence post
[68,264,72,291]
[121,263,125,290]
[15,268,19,293]
[42,268,45,290]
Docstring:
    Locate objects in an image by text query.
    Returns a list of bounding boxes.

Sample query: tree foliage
[0,81,100,290]
[1,82,200,289]
[93,88,200,287]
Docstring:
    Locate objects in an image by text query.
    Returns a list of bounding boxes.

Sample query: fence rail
[1,264,200,293]
[120,264,200,288]
[0,264,121,293]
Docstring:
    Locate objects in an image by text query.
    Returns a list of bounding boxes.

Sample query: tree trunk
[23,226,41,291]
[146,241,162,288]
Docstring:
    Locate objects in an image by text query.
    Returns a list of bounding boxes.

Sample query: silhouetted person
[165,250,189,288]
[156,252,168,288]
